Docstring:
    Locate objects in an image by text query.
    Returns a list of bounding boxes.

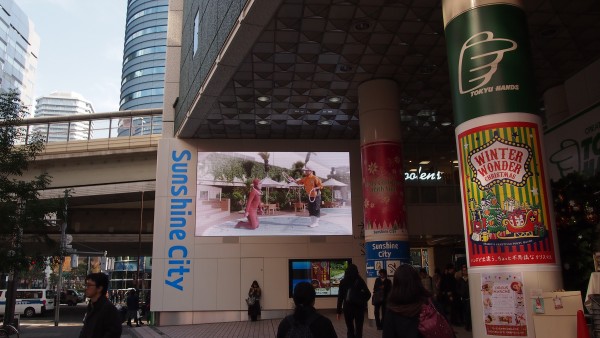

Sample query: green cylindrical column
[443,1,562,337]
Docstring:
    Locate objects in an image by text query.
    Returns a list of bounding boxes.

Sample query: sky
[17,0,127,113]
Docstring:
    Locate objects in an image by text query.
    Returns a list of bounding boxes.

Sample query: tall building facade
[120,0,167,111]
[0,0,40,111]
[34,91,95,142]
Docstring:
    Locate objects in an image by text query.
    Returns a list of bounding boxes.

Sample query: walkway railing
[12,108,163,145]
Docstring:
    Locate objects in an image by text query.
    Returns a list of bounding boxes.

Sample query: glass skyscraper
[119,0,167,136]
[120,0,167,111]
[0,0,40,112]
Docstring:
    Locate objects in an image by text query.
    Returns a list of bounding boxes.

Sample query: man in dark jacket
[126,289,141,327]
[457,265,471,331]
[373,269,392,330]
[79,273,122,338]
[277,282,337,338]
[439,263,458,323]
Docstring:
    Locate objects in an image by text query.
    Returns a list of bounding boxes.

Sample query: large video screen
[288,259,352,297]
[194,151,352,236]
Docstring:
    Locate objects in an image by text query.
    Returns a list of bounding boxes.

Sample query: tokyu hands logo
[459,31,517,94]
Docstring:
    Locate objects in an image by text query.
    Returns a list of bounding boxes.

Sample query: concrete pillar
[358,79,411,320]
[443,1,562,337]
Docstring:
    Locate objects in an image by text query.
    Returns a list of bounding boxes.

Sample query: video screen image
[195,151,352,236]
[288,259,351,297]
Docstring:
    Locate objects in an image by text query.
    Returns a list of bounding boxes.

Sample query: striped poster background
[458,120,557,267]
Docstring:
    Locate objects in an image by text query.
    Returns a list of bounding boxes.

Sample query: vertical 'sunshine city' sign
[165,149,193,290]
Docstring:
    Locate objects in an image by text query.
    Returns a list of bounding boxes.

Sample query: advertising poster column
[358,79,411,287]
[442,1,562,337]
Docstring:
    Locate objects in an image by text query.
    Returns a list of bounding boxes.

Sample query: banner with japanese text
[481,272,528,336]
[457,114,557,267]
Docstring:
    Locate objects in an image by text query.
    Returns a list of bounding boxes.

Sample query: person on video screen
[235,178,263,230]
[295,167,323,228]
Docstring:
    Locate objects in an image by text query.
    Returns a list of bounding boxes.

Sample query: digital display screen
[194,151,352,237]
[288,258,351,297]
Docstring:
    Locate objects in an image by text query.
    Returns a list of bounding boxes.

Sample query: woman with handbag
[372,269,392,330]
[247,280,262,321]
[383,264,455,338]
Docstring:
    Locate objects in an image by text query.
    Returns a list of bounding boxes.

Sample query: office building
[0,0,40,111]
[119,0,167,136]
[120,0,167,111]
[34,91,95,142]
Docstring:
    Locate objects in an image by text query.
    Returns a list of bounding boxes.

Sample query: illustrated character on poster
[482,282,493,295]
[515,313,526,325]
[468,190,548,246]
[511,281,523,294]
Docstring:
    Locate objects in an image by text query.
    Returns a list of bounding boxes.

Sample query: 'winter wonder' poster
[457,117,557,267]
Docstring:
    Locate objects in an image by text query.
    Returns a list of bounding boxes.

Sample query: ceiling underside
[184,0,600,142]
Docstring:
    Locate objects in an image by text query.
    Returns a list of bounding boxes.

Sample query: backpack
[284,313,317,338]
[345,279,371,306]
[418,298,456,338]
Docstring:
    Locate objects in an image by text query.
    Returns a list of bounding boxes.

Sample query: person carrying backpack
[336,264,370,338]
[277,282,337,338]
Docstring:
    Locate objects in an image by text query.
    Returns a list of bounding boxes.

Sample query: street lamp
[54,188,72,327]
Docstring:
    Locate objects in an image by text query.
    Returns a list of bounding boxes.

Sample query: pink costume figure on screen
[235,179,263,229]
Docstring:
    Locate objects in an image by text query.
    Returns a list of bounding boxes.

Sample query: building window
[120,87,164,106]
[193,9,199,56]
[122,66,165,85]
[123,46,166,65]
[127,5,168,26]
[124,25,167,45]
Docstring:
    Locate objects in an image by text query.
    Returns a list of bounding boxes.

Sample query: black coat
[336,276,369,313]
[276,309,338,338]
[373,277,392,300]
[382,308,420,338]
[126,293,139,311]
[79,296,122,338]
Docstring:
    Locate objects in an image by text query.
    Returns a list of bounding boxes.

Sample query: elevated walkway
[13,109,162,256]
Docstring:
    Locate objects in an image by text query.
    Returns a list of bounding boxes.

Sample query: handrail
[3,109,163,144]
[13,108,163,125]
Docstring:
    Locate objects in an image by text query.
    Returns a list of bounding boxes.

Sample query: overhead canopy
[260,177,284,187]
[322,178,348,187]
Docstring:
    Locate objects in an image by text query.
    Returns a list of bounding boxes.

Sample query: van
[59,289,82,306]
[0,289,56,317]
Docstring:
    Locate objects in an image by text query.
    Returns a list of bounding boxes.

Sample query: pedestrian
[372,269,392,330]
[247,280,262,321]
[432,267,442,301]
[439,263,457,323]
[457,265,471,331]
[79,273,122,338]
[277,282,337,338]
[419,268,434,294]
[126,289,141,327]
[144,291,151,323]
[336,263,370,338]
[383,264,456,338]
